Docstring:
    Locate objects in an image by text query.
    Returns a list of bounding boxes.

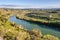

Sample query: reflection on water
[9,15,60,38]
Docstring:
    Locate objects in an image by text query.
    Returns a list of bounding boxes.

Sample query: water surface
[9,15,60,38]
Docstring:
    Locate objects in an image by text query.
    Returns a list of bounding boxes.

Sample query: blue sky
[0,0,60,8]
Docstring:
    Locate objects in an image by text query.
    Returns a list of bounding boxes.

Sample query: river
[9,15,60,38]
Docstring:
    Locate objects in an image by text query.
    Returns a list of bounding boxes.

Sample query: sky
[0,0,60,8]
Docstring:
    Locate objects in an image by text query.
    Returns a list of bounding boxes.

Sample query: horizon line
[0,5,60,9]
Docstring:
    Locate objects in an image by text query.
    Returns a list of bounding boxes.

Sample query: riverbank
[16,16,60,28]
[16,11,60,28]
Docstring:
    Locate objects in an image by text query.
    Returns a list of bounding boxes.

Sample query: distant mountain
[0,5,24,9]
[0,5,20,7]
[0,5,60,10]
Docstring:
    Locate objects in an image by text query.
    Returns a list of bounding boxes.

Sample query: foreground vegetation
[0,8,60,40]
